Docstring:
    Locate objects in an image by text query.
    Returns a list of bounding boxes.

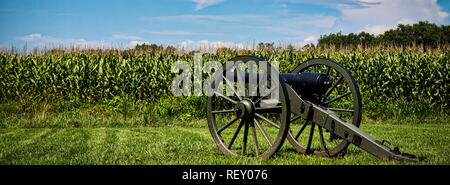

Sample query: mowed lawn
[0,123,448,165]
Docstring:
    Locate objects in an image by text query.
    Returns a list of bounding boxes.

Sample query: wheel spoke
[306,122,316,154]
[212,109,235,114]
[295,119,310,140]
[318,126,330,156]
[255,113,280,129]
[242,120,249,155]
[223,75,242,100]
[254,119,273,147]
[250,119,260,156]
[254,87,276,104]
[227,120,244,149]
[255,106,282,113]
[325,76,343,98]
[217,117,239,134]
[214,91,237,104]
[325,91,352,105]
[290,115,302,123]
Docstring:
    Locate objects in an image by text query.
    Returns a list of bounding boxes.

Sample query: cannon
[206,55,423,162]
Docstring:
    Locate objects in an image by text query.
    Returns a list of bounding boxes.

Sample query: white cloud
[438,11,449,20]
[397,18,415,25]
[15,33,114,49]
[16,33,87,44]
[279,0,382,9]
[112,34,142,40]
[178,40,248,51]
[16,33,44,42]
[192,0,226,11]
[360,24,392,35]
[281,0,449,36]
[260,14,337,42]
[303,35,317,44]
[337,0,449,33]
[280,14,337,29]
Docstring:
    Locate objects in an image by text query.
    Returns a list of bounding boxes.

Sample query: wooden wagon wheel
[207,56,290,158]
[286,58,362,157]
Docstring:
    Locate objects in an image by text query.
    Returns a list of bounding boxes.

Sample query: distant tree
[257,42,275,52]
[134,43,164,52]
[216,47,233,53]
[318,21,449,49]
[285,44,296,51]
[302,43,315,50]
[165,45,178,53]
[381,21,446,48]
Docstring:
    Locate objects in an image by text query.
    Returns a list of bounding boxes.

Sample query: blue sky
[1,0,449,50]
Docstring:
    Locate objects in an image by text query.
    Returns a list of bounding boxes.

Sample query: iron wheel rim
[207,56,291,158]
[286,58,362,157]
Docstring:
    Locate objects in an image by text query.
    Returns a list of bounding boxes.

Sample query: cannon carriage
[206,55,423,162]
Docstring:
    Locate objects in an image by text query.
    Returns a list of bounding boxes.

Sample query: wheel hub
[235,99,255,120]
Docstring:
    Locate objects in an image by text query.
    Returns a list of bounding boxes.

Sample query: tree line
[318,21,450,49]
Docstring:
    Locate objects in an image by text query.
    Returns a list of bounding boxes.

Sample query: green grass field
[0,49,448,165]
[1,121,448,165]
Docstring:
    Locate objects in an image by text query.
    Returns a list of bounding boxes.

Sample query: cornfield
[0,50,448,111]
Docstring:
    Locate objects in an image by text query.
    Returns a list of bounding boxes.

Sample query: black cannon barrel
[223,71,268,83]
[224,72,332,95]
[282,72,331,94]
